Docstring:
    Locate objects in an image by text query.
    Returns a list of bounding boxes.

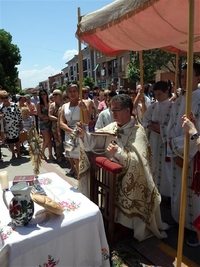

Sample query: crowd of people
[1,62,200,245]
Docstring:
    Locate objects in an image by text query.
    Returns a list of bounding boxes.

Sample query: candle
[0,171,9,190]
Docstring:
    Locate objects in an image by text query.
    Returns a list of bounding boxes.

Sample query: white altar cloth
[0,172,110,267]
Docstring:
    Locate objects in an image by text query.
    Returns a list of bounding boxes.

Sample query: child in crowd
[21,106,33,150]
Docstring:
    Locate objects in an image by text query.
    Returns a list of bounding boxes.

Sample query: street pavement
[0,144,78,188]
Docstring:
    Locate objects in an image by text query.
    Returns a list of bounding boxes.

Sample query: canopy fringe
[79,0,161,37]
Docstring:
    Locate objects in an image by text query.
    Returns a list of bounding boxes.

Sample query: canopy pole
[175,52,179,90]
[139,51,146,115]
[176,1,194,266]
[78,7,83,121]
[139,51,144,86]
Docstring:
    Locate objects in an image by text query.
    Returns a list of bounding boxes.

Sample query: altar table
[0,172,110,267]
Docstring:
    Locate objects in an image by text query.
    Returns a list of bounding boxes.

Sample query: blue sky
[0,0,113,89]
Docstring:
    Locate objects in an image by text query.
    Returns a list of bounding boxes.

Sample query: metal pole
[176,1,194,266]
[139,51,144,86]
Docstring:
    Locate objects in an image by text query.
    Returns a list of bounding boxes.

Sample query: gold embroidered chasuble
[79,119,161,225]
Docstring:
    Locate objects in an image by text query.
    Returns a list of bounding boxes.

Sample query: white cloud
[62,49,78,63]
[19,66,60,89]
[18,49,78,89]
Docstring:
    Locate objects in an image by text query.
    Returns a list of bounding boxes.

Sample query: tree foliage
[127,49,200,86]
[82,76,95,90]
[127,49,177,83]
[57,84,67,92]
[0,29,21,94]
[127,49,176,82]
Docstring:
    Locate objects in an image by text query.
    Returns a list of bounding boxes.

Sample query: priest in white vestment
[77,94,168,242]
[167,63,200,231]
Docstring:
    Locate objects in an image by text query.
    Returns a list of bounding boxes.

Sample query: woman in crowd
[24,94,37,124]
[17,95,27,110]
[0,90,23,159]
[36,89,54,160]
[49,89,64,163]
[98,89,110,113]
[59,84,90,178]
[92,89,100,119]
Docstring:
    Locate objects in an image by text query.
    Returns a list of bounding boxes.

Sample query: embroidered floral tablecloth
[0,172,110,267]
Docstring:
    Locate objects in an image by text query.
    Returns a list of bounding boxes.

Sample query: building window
[113,59,118,75]
[83,59,87,71]
[101,68,106,76]
[120,57,124,72]
[70,66,73,76]
[88,59,90,69]
[108,62,112,76]
[97,52,103,58]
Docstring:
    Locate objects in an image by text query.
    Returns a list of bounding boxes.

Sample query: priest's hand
[106,140,118,157]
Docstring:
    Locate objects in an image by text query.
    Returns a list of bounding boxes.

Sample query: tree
[127,49,200,87]
[127,49,177,83]
[0,29,21,94]
[82,76,95,90]
[57,84,67,92]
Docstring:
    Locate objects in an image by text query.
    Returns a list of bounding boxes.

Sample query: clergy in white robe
[95,91,116,131]
[143,81,173,197]
[167,63,200,231]
[78,94,168,242]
